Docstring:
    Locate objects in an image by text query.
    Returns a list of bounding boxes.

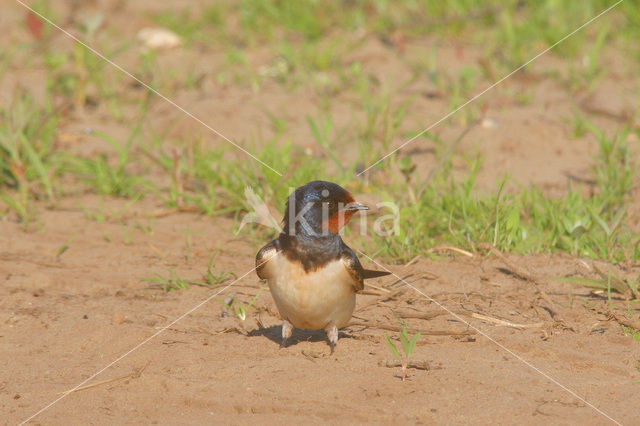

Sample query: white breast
[261,253,356,330]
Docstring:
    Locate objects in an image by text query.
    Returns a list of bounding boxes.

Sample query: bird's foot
[280,319,293,348]
[326,324,338,354]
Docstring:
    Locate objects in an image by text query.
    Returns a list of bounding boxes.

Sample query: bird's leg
[281,319,293,348]
[326,324,338,354]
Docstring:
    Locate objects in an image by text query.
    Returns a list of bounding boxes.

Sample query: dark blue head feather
[282,180,353,238]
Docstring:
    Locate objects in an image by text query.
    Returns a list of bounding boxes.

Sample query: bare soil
[2,195,640,425]
[2,1,640,425]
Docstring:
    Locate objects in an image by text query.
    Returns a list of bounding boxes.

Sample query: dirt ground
[2,1,640,425]
[2,196,640,424]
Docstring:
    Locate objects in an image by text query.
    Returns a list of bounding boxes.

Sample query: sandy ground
[2,196,640,424]
[2,1,640,424]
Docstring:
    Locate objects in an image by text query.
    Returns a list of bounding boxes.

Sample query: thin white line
[355,249,621,425]
[357,0,624,176]
[19,258,271,425]
[14,0,283,177]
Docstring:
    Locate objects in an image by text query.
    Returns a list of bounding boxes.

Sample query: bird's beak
[345,202,369,211]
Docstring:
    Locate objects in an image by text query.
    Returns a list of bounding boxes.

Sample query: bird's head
[283,181,368,238]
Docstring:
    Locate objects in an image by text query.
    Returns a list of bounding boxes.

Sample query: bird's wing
[256,239,279,280]
[340,247,365,292]
[340,245,390,292]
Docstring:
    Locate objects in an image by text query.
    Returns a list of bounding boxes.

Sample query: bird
[255,181,390,353]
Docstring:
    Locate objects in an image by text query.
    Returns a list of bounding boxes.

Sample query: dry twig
[607,311,640,331]
[59,362,149,395]
[478,243,557,312]
[378,360,435,370]
[356,284,409,313]
[396,308,543,329]
[469,312,544,329]
[427,246,474,257]
[348,320,474,336]
[395,309,464,320]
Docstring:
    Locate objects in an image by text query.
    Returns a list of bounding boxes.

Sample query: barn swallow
[256,181,390,353]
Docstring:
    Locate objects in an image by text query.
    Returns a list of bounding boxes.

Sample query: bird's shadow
[248,325,355,348]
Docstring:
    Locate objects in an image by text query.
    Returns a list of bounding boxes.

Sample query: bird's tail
[362,269,391,279]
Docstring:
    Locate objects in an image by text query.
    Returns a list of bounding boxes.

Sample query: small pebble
[481,118,498,129]
[112,313,125,325]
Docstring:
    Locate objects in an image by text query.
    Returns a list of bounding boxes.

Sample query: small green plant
[0,91,58,225]
[180,225,193,262]
[143,268,191,291]
[55,232,77,260]
[122,223,134,245]
[204,252,238,286]
[65,123,149,198]
[82,197,106,222]
[553,264,640,300]
[144,270,195,291]
[621,325,640,342]
[143,260,237,292]
[133,219,155,235]
[384,321,421,381]
[221,285,267,321]
[0,191,34,225]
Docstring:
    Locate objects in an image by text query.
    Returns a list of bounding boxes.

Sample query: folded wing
[256,239,278,280]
